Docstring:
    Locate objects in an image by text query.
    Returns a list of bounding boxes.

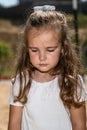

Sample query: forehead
[27,27,61,46]
[28,26,57,35]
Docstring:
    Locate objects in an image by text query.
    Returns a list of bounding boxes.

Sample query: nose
[39,51,46,61]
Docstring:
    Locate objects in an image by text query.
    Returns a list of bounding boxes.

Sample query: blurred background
[0,0,87,78]
[0,0,87,130]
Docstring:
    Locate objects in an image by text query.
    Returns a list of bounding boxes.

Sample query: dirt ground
[0,80,10,130]
[0,80,87,130]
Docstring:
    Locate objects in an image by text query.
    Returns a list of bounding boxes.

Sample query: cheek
[53,50,61,58]
[29,53,38,63]
[52,50,61,63]
[47,54,59,66]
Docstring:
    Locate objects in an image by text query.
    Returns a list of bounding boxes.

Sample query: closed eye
[47,47,57,52]
[29,47,38,52]
[47,49,55,52]
[31,49,38,52]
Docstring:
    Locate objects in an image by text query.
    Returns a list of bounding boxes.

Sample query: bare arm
[8,105,23,130]
[70,103,86,130]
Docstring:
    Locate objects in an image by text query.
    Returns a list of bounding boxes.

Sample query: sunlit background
[0,0,18,7]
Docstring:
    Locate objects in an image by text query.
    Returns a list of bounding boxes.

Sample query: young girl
[8,6,87,130]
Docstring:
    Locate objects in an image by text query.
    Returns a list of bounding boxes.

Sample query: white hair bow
[33,5,56,11]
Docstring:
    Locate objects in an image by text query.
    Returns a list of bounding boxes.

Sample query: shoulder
[11,72,30,94]
[9,75,24,106]
[77,75,87,101]
[77,75,86,89]
[10,75,21,97]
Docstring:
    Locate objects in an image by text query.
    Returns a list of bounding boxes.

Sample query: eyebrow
[28,46,58,49]
[46,46,58,48]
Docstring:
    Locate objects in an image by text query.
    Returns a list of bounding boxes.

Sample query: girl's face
[27,27,62,74]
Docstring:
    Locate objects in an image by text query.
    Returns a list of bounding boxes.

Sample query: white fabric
[9,76,87,130]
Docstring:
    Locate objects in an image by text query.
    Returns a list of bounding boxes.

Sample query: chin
[36,68,53,74]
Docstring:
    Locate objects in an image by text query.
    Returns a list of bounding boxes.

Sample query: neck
[32,70,56,82]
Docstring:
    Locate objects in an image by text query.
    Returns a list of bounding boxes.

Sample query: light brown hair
[14,10,83,108]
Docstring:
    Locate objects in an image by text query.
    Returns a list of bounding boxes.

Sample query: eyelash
[31,49,38,52]
[31,49,55,53]
[47,49,55,52]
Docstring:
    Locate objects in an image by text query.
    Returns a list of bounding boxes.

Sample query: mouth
[39,64,48,67]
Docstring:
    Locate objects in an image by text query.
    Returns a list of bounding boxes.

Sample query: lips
[39,64,48,66]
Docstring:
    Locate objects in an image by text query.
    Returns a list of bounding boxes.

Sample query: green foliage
[83,39,87,46]
[78,14,87,28]
[67,13,87,28]
[0,68,14,77]
[0,41,14,77]
[0,41,13,60]
[70,34,76,43]
[82,39,87,68]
